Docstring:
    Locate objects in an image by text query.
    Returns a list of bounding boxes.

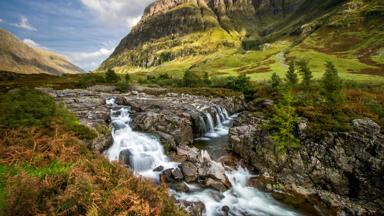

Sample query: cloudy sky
[0,0,154,71]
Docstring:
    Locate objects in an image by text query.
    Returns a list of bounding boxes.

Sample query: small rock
[205,178,227,192]
[172,168,184,180]
[170,182,189,192]
[153,165,164,172]
[180,162,198,182]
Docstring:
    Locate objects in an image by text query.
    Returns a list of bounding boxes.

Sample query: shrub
[321,61,344,107]
[115,81,131,92]
[270,73,282,91]
[183,70,203,87]
[297,60,313,89]
[0,88,57,128]
[105,69,120,83]
[124,73,131,82]
[267,90,300,153]
[76,74,105,88]
[285,61,298,87]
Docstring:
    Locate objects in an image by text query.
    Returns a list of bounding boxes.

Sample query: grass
[0,89,186,216]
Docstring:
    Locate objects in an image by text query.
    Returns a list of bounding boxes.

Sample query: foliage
[124,73,131,82]
[0,88,96,139]
[0,88,56,128]
[267,90,300,153]
[0,112,186,216]
[183,70,203,87]
[321,62,344,107]
[270,73,283,91]
[76,74,106,88]
[297,60,313,89]
[211,74,254,101]
[105,69,120,83]
[115,80,131,92]
[285,61,299,87]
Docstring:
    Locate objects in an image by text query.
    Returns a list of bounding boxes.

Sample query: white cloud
[68,48,113,62]
[0,18,4,23]
[13,16,37,31]
[81,0,154,28]
[23,38,41,48]
[66,48,113,71]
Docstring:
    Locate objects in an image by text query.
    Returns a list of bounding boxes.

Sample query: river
[105,97,301,216]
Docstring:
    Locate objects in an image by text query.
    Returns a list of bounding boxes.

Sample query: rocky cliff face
[101,0,332,69]
[229,111,384,215]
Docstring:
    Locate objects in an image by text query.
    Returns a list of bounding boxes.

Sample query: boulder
[176,200,204,216]
[119,149,132,167]
[180,162,198,182]
[205,178,227,192]
[172,168,184,181]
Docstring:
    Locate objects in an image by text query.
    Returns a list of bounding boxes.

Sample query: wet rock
[170,181,189,193]
[176,145,199,162]
[119,149,132,166]
[247,98,274,111]
[176,200,205,216]
[160,168,173,183]
[153,165,164,172]
[352,118,381,136]
[172,167,184,181]
[180,162,198,182]
[229,112,384,214]
[205,178,227,192]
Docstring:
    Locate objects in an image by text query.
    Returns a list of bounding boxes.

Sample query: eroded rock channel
[41,86,383,216]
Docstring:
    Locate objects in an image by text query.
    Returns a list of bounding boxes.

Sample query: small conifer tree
[321,61,344,106]
[105,69,120,83]
[286,61,298,86]
[298,60,313,88]
[270,73,282,90]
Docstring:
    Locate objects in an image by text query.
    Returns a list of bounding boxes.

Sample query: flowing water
[105,97,301,216]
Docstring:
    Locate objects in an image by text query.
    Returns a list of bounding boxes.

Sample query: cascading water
[173,167,299,216]
[105,98,177,180]
[105,97,301,216]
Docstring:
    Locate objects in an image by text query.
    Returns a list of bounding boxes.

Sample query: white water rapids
[105,98,300,216]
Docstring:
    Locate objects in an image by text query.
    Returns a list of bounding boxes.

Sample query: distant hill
[0,29,85,75]
[100,0,384,82]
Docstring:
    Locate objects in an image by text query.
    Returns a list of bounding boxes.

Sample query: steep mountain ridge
[0,29,85,75]
[100,0,383,82]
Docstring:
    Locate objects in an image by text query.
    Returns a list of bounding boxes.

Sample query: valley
[0,0,383,215]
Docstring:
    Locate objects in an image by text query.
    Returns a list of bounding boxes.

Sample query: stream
[105,97,301,216]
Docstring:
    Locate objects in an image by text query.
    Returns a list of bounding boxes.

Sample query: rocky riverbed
[40,86,383,215]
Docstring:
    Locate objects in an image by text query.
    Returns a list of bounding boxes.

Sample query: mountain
[0,29,85,75]
[100,0,384,82]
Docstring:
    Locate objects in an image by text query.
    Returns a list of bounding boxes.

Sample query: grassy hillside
[0,88,186,216]
[0,29,85,75]
[100,0,384,83]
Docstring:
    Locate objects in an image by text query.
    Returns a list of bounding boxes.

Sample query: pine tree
[124,73,131,82]
[286,61,298,86]
[203,72,211,86]
[321,61,344,106]
[105,69,120,83]
[270,73,282,90]
[298,60,313,88]
[268,90,300,153]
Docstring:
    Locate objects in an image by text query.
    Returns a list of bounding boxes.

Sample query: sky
[0,0,154,71]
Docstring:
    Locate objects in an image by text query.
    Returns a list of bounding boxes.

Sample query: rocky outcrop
[39,86,245,152]
[116,91,245,147]
[229,112,384,215]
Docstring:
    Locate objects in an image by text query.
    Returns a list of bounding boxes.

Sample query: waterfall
[105,98,177,180]
[205,113,215,133]
[197,105,234,139]
[173,167,300,216]
[105,98,300,216]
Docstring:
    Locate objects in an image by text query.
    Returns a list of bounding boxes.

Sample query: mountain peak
[0,29,85,75]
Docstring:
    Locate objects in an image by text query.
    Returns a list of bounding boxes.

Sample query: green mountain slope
[99,0,384,82]
[0,29,85,75]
